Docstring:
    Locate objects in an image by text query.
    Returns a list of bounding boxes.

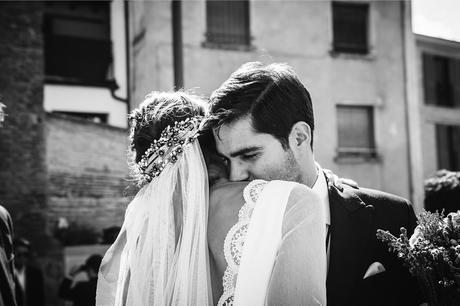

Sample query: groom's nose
[229,163,249,182]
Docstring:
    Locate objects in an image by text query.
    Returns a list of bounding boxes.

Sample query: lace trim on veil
[217,179,268,306]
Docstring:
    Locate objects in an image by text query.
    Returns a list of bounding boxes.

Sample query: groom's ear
[288,122,311,149]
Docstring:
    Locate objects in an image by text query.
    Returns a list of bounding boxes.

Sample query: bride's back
[208,181,248,302]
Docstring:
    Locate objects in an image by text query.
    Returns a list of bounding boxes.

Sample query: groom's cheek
[252,164,274,181]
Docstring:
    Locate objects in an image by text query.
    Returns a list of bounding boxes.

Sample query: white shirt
[311,164,331,270]
[15,266,26,292]
[311,164,331,227]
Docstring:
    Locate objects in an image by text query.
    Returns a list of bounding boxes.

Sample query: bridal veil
[96,129,212,305]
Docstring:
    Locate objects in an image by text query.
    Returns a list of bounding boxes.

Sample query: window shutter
[336,105,375,156]
[206,0,250,46]
[332,2,369,54]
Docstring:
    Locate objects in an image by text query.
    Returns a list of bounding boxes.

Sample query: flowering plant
[377,210,460,305]
[425,170,460,215]
[425,170,460,195]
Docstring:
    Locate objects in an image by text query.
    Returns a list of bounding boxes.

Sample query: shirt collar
[311,163,331,226]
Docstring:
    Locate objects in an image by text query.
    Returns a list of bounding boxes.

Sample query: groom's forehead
[213,118,255,143]
[213,120,277,155]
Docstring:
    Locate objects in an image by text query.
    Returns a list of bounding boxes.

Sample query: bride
[96,91,327,306]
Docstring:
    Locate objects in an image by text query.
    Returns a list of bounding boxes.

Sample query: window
[336,105,376,158]
[53,111,108,124]
[436,124,460,171]
[332,2,369,54]
[43,1,112,86]
[423,53,460,107]
[205,0,250,48]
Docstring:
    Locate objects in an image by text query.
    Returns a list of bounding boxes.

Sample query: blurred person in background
[59,254,102,306]
[0,103,17,306]
[13,238,45,306]
[0,205,16,306]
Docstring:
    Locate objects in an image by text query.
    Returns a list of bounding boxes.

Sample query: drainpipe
[172,0,184,89]
[401,0,424,212]
[124,0,131,114]
[109,0,130,120]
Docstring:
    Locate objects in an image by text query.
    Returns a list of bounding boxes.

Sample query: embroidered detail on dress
[217,180,267,306]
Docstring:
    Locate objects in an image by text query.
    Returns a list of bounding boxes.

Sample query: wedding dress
[217,179,327,306]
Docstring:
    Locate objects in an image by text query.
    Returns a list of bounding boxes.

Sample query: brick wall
[0,1,52,249]
[46,113,130,235]
[43,114,130,306]
[0,3,63,305]
[0,4,131,304]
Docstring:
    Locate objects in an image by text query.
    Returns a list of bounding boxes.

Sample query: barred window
[332,2,369,54]
[336,105,376,158]
[423,53,460,107]
[205,0,250,48]
[44,1,112,86]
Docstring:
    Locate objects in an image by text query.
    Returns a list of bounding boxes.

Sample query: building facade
[416,34,460,178]
[128,0,424,209]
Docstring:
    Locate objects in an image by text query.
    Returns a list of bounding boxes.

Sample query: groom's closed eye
[240,152,260,161]
[235,148,262,163]
[229,146,263,159]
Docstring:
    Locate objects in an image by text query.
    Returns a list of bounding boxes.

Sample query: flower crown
[137,116,203,184]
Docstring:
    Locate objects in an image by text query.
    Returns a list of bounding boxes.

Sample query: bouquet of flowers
[377,210,460,306]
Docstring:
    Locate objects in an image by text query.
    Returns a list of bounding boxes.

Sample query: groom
[208,62,423,305]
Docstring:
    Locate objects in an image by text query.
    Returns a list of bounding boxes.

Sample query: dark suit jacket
[15,265,45,306]
[325,175,423,306]
[0,205,16,306]
[59,277,97,306]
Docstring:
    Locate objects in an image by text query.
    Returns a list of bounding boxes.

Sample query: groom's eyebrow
[229,146,262,158]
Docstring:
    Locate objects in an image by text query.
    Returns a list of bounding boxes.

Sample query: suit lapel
[326,181,375,304]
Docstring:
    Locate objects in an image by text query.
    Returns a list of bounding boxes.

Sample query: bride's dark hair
[128,91,208,181]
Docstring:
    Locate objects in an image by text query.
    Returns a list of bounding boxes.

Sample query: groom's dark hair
[209,62,315,149]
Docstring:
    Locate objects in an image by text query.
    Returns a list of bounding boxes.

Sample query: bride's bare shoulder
[210,181,248,199]
[209,181,248,210]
